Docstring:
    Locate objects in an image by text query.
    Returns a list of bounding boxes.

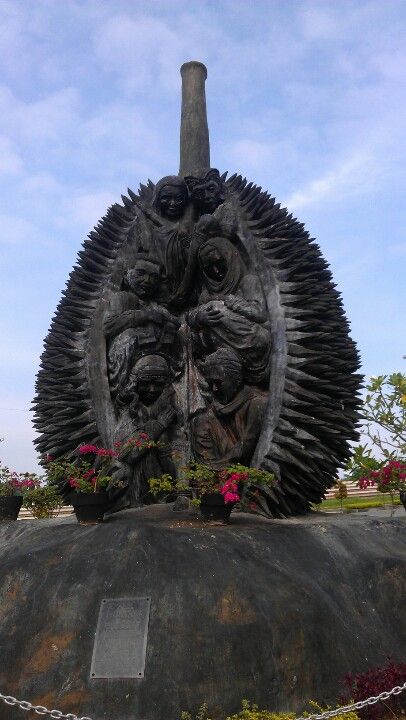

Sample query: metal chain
[0,693,93,720]
[1,680,405,720]
[295,680,406,720]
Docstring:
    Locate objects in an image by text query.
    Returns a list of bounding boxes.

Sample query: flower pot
[400,491,406,511]
[0,495,23,521]
[199,493,236,523]
[71,492,108,524]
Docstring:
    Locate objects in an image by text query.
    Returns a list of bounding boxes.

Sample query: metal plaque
[90,597,151,679]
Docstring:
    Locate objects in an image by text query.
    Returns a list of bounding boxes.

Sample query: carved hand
[104,311,133,335]
[153,306,181,328]
[105,310,151,336]
[196,301,224,327]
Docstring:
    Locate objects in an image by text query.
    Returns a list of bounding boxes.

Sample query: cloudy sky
[0,0,405,472]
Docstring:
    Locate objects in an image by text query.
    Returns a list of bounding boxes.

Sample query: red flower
[223,491,240,504]
[96,448,116,457]
[79,444,99,454]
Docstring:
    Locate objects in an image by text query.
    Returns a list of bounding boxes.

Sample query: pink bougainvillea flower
[79,444,99,454]
[96,448,116,457]
[83,469,96,479]
[223,491,240,504]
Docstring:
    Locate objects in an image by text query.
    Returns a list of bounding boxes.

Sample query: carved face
[192,180,223,213]
[157,185,188,221]
[136,377,167,406]
[206,369,241,405]
[126,261,160,299]
[200,247,227,281]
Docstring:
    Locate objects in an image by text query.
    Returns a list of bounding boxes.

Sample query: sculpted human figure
[108,355,180,511]
[185,169,226,217]
[104,257,181,401]
[148,175,194,296]
[187,237,271,385]
[191,348,268,469]
[153,175,189,223]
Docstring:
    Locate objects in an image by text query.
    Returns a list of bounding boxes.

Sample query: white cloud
[388,242,406,256]
[0,85,80,143]
[20,172,62,195]
[285,151,376,210]
[299,4,346,42]
[0,135,23,176]
[229,139,274,170]
[0,345,40,372]
[67,191,118,230]
[93,14,186,93]
[0,214,43,245]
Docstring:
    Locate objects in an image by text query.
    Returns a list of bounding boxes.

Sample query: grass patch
[313,494,402,512]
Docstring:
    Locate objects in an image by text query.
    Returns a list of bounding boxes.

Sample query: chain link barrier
[1,681,406,720]
[295,681,406,720]
[0,693,93,720]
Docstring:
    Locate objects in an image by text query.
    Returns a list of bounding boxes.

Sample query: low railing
[1,681,406,720]
[325,481,380,500]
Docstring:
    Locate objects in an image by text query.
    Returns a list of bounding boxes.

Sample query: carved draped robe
[189,238,272,384]
[108,386,179,511]
[191,386,268,470]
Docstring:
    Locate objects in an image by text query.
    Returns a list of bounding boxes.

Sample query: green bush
[180,700,359,720]
[23,485,62,519]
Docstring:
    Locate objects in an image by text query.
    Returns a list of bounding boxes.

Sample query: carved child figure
[185,169,226,217]
[104,256,180,402]
[108,355,180,511]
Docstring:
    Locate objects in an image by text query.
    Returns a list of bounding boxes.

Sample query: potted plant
[46,445,116,524]
[148,463,276,523]
[0,464,37,521]
[358,459,406,511]
[148,473,178,504]
[196,464,276,522]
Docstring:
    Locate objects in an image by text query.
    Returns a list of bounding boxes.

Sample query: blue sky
[0,0,405,472]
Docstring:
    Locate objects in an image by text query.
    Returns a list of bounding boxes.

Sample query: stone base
[0,506,405,720]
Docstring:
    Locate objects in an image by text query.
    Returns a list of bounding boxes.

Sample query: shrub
[180,700,360,720]
[344,659,406,720]
[23,484,62,519]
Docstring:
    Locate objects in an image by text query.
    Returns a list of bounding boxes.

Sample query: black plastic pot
[71,492,108,524]
[199,493,235,523]
[0,495,24,521]
[400,491,406,511]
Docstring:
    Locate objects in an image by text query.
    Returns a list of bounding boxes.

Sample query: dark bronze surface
[33,63,362,516]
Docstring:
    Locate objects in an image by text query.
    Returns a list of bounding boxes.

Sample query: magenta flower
[79,444,99,454]
[223,491,240,504]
